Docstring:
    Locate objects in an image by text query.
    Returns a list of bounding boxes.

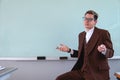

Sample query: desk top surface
[0,67,17,77]
[114,72,120,79]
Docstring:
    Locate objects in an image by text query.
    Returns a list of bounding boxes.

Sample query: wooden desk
[0,67,17,80]
[114,72,120,80]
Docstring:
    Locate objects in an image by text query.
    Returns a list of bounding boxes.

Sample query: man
[56,10,114,80]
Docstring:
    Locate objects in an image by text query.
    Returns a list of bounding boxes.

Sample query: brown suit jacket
[71,27,114,80]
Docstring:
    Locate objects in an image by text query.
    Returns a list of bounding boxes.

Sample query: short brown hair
[85,10,98,20]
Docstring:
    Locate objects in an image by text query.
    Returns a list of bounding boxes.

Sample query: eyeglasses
[82,17,94,22]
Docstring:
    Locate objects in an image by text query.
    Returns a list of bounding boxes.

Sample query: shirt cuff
[70,49,74,54]
[101,48,107,55]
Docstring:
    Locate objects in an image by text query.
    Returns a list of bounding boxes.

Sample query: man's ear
[95,20,97,24]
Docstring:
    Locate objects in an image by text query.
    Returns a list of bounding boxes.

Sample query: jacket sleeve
[103,30,114,58]
[70,50,78,58]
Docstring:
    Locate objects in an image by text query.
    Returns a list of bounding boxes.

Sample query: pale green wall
[0,0,119,57]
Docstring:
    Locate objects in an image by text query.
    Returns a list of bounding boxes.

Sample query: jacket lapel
[78,32,86,57]
[86,27,99,55]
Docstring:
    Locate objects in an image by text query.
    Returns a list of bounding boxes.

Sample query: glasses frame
[82,17,95,22]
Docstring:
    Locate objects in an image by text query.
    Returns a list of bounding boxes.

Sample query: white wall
[0,58,120,80]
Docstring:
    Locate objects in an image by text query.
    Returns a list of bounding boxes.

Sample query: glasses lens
[82,17,94,21]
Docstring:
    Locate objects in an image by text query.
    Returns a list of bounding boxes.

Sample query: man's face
[83,14,97,29]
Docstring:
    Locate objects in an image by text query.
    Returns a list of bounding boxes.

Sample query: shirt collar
[85,27,95,33]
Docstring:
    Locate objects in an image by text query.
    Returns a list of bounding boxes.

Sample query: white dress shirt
[85,27,94,43]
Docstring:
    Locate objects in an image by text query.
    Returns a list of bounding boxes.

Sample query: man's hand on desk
[114,72,120,79]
